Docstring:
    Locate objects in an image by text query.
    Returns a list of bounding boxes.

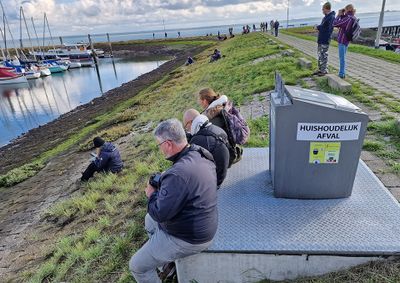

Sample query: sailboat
[0,68,28,85]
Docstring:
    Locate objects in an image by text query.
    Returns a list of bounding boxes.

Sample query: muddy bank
[0,43,211,175]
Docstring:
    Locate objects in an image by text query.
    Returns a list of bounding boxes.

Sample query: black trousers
[81,162,103,181]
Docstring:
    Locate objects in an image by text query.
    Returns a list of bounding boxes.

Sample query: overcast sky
[1,0,399,36]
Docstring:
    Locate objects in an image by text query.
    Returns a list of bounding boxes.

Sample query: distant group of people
[242,25,251,34]
[313,2,359,79]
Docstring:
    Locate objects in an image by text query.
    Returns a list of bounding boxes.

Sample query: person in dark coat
[81,137,123,181]
[274,20,280,37]
[313,2,336,76]
[183,109,230,187]
[129,119,217,282]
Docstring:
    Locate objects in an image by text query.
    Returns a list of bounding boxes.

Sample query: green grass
[246,116,269,147]
[24,32,317,282]
[0,162,45,187]
[281,27,400,64]
[363,140,385,152]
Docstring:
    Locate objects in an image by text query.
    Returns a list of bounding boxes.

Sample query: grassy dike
[281,27,400,64]
[21,32,311,282]
[7,31,399,282]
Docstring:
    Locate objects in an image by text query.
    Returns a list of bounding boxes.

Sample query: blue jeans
[338,43,348,78]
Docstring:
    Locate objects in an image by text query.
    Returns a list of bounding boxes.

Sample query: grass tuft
[0,162,45,187]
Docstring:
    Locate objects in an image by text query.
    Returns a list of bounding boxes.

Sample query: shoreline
[0,41,212,175]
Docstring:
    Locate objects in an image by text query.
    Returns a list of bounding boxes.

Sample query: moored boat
[48,64,68,73]
[25,71,41,80]
[74,58,94,67]
[0,68,28,85]
[39,67,51,77]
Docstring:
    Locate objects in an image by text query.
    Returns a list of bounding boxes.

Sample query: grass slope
[23,32,313,282]
[17,32,400,282]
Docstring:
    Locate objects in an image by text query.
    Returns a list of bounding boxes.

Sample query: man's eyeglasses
[157,140,170,147]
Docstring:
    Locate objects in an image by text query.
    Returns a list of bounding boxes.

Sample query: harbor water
[0,57,167,146]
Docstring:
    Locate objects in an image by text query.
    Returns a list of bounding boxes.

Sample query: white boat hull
[79,60,94,67]
[68,62,82,69]
[40,68,51,77]
[0,75,28,85]
[25,72,41,80]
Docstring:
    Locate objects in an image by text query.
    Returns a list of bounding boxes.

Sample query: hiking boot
[312,70,322,76]
[158,262,176,281]
[317,71,328,77]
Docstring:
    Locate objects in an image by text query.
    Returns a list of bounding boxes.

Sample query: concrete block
[326,74,352,92]
[282,49,295,56]
[299,57,312,69]
[177,253,382,282]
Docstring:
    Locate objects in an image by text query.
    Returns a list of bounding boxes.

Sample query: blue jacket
[148,144,218,244]
[94,142,123,173]
[317,11,336,44]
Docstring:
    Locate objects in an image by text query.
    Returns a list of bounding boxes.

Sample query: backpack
[221,101,250,145]
[197,122,238,167]
[220,102,249,166]
[346,17,361,42]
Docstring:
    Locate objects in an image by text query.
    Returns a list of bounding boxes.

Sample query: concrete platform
[176,148,400,282]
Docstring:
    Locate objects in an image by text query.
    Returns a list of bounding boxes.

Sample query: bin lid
[286,86,361,112]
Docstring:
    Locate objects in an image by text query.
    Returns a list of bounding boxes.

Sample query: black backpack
[198,122,239,167]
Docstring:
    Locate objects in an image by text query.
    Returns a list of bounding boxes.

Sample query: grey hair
[154,118,187,144]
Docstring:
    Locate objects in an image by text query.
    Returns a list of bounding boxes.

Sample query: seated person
[185,56,194,66]
[210,49,221,62]
[183,109,230,187]
[129,119,218,282]
[81,137,123,181]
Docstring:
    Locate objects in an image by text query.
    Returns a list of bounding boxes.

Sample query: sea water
[0,57,167,146]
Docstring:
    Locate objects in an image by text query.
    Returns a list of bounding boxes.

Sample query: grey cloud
[83,5,101,17]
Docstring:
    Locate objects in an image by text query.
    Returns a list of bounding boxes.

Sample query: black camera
[149,173,162,190]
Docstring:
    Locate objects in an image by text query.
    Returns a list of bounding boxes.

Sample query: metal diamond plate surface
[209,148,400,256]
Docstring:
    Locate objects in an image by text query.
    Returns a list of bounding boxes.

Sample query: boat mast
[2,11,8,60]
[44,13,59,58]
[21,6,37,61]
[19,7,23,49]
[0,25,6,59]
[0,0,20,58]
[18,6,28,61]
[31,17,43,55]
[42,13,45,58]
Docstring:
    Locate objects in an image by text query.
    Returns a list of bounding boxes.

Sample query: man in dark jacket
[183,109,229,187]
[313,2,336,76]
[81,137,123,181]
[129,119,218,283]
[274,20,280,37]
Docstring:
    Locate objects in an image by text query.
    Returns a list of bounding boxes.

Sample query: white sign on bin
[297,122,361,141]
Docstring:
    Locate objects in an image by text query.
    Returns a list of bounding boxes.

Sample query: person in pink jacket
[333,4,356,78]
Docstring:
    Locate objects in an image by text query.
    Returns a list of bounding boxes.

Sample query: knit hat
[93,137,105,148]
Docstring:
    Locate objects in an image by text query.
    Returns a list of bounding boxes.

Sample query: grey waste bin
[269,73,369,199]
